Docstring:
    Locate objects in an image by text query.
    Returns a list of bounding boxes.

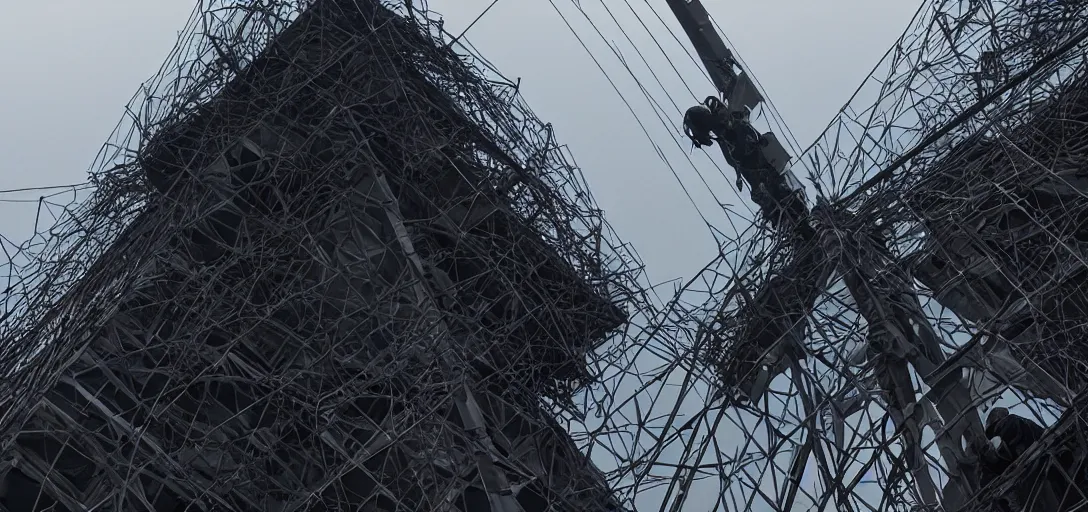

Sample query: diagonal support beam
[371,169,523,512]
[827,212,989,510]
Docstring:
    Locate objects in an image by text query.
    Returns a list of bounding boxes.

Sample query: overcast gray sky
[410,0,922,285]
[1,1,925,510]
[1,0,919,286]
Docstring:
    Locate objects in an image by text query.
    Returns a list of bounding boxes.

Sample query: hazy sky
[0,0,919,287]
[0,1,924,510]
[413,0,922,285]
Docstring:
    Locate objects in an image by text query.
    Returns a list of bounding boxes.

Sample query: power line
[548,0,750,230]
[0,183,90,196]
[556,0,766,226]
[706,15,804,157]
[562,0,805,212]
[597,0,756,196]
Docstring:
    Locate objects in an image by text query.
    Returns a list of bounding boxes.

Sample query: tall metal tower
[0,1,644,510]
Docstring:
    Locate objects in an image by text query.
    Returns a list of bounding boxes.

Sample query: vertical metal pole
[663,0,741,98]
[829,216,988,510]
[660,1,988,508]
[372,171,523,512]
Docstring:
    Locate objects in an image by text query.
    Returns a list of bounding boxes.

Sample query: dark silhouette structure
[6,0,1088,511]
[0,1,643,510]
[643,0,1088,510]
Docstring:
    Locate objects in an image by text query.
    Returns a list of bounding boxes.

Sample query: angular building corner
[0,1,641,510]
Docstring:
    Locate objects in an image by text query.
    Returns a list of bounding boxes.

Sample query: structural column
[369,168,523,512]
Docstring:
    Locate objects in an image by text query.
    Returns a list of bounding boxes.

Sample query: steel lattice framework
[6,0,1088,511]
[585,0,1088,510]
[0,1,647,510]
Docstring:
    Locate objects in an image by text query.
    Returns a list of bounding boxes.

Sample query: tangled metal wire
[0,0,650,510]
[569,0,1088,511]
[7,0,1088,511]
